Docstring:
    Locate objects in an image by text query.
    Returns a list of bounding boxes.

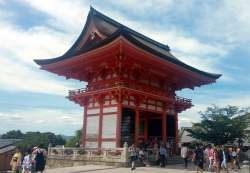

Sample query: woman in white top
[204,146,210,170]
[232,148,238,171]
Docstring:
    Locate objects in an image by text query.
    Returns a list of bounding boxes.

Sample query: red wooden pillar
[98,103,103,148]
[82,105,87,147]
[116,101,122,147]
[162,111,167,144]
[135,105,139,147]
[166,114,168,142]
[145,114,148,141]
[175,114,178,154]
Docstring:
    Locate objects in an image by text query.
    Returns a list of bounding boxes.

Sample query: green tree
[16,131,66,154]
[65,128,82,147]
[186,105,250,145]
[1,130,23,139]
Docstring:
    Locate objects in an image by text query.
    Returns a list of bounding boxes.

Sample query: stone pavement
[45,164,244,173]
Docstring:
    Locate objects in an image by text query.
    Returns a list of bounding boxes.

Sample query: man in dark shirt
[219,144,229,173]
[192,144,203,173]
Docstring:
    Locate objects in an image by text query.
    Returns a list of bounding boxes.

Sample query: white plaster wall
[123,100,128,105]
[102,141,116,148]
[87,109,100,114]
[157,102,162,106]
[148,105,155,110]
[139,78,149,84]
[104,101,109,105]
[123,74,128,78]
[86,116,99,138]
[151,82,159,87]
[111,100,117,105]
[148,100,155,104]
[102,114,117,138]
[139,104,146,108]
[157,107,163,111]
[103,107,117,113]
[85,142,98,148]
[130,101,135,106]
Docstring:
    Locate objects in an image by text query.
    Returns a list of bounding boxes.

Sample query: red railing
[68,82,192,104]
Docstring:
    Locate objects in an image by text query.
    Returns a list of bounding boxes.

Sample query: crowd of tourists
[9,144,47,173]
[129,139,241,172]
[181,143,241,173]
[128,138,175,170]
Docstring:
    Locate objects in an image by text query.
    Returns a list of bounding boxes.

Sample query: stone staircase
[135,154,183,166]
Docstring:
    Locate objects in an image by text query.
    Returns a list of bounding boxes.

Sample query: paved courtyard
[45,163,243,173]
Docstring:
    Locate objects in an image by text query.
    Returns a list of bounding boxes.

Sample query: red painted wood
[82,105,88,147]
[135,105,139,147]
[85,138,116,142]
[162,111,167,144]
[98,104,103,147]
[116,103,122,147]
[145,114,148,141]
[175,114,178,154]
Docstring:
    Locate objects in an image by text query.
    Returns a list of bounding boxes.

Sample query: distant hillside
[60,134,73,141]
[0,134,1,139]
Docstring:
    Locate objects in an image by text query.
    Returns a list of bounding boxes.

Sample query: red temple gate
[34,7,221,154]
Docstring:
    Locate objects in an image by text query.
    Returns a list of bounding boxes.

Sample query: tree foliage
[1,130,23,139]
[65,128,82,147]
[3,130,67,154]
[186,105,250,145]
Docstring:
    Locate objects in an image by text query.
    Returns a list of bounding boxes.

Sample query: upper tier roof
[34,6,221,80]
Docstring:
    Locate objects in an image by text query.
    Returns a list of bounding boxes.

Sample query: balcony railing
[68,82,192,104]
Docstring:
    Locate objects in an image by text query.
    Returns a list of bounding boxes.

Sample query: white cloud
[61,116,71,119]
[0,108,83,135]
[35,120,45,123]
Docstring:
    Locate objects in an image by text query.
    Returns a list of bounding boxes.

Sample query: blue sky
[0,0,250,136]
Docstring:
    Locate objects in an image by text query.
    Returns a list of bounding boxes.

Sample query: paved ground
[45,164,244,173]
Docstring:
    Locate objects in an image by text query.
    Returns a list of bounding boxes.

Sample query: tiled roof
[0,145,15,155]
[0,139,21,149]
[33,7,221,80]
[180,127,196,143]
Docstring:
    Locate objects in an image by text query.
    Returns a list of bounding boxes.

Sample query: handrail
[68,82,192,104]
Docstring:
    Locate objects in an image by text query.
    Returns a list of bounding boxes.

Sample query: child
[22,149,32,173]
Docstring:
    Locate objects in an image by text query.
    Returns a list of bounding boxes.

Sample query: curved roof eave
[34,27,221,80]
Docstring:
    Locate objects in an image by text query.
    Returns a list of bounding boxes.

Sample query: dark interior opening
[121,107,135,147]
[148,119,162,138]
[167,116,176,137]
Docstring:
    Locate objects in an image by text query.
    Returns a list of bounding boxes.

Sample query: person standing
[31,147,37,173]
[158,145,166,168]
[181,143,188,171]
[129,143,137,171]
[10,146,22,173]
[170,140,174,157]
[140,139,147,149]
[192,144,203,173]
[198,145,204,171]
[166,140,170,155]
[213,148,220,173]
[220,144,229,173]
[232,148,238,171]
[33,144,47,173]
[22,149,32,173]
[204,145,210,170]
